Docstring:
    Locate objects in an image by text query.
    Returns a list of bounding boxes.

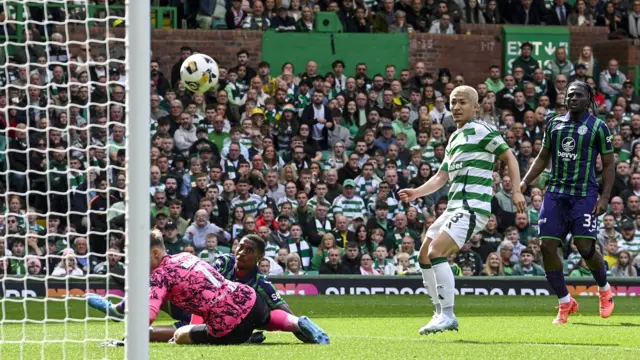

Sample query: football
[179,53,219,93]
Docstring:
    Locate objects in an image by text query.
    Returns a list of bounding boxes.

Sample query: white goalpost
[125,0,151,359]
[0,0,150,359]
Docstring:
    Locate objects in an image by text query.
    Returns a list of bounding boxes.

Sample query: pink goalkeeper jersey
[149,253,256,337]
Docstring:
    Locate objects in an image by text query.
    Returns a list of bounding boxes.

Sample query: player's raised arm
[398,167,448,203]
[499,150,526,213]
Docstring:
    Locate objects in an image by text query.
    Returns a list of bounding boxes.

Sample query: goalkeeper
[87,234,326,344]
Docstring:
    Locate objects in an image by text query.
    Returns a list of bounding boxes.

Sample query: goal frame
[125,0,151,359]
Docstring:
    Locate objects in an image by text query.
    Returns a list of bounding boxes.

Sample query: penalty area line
[332,335,640,352]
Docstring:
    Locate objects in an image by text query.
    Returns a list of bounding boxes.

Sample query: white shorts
[425,210,488,248]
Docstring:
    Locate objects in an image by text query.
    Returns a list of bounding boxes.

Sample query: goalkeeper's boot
[85,293,124,322]
[598,289,614,319]
[247,331,267,344]
[552,297,579,324]
[298,316,330,344]
[429,314,459,334]
[418,313,441,335]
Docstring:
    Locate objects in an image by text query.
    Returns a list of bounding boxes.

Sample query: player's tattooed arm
[520,147,551,191]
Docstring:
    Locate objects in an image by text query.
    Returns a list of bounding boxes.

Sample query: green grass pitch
[1,295,639,359]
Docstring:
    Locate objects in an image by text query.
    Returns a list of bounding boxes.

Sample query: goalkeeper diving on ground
[86,232,329,346]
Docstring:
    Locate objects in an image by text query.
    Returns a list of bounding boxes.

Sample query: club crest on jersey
[559,137,577,161]
[577,125,588,135]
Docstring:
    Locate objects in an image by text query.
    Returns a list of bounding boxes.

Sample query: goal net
[0,1,149,359]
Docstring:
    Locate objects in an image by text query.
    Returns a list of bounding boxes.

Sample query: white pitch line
[332,335,640,352]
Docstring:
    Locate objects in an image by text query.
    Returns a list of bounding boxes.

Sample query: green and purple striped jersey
[543,113,613,196]
[214,254,286,310]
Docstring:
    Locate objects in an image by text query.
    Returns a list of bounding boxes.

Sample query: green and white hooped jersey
[230,194,267,217]
[441,119,509,218]
[331,195,367,220]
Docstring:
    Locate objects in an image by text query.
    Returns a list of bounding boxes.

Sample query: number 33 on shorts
[582,214,597,233]
[425,210,489,248]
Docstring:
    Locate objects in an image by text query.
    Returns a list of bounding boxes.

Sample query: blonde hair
[482,252,504,276]
[320,233,337,253]
[280,164,298,183]
[450,85,479,105]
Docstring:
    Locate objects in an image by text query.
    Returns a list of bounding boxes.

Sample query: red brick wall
[146,27,632,88]
[151,29,262,79]
[592,40,640,81]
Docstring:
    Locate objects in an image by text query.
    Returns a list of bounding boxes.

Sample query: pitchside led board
[502,26,571,75]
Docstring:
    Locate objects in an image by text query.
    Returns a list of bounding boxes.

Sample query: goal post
[125,0,151,359]
[0,0,150,358]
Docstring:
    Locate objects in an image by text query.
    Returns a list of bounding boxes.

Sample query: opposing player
[87,234,328,344]
[90,231,329,345]
[214,234,315,343]
[520,81,615,324]
[399,86,526,334]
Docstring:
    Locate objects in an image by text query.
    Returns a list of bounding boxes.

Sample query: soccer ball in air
[180,53,219,94]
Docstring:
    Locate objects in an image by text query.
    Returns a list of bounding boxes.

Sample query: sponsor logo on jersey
[449,162,464,171]
[559,137,577,160]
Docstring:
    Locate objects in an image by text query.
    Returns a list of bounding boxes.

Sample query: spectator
[511,248,545,276]
[568,0,595,26]
[484,0,503,24]
[624,1,640,39]
[511,42,539,80]
[498,240,515,275]
[463,0,486,24]
[285,253,306,275]
[373,0,396,33]
[359,253,380,275]
[610,250,638,277]
[599,59,627,105]
[51,249,84,277]
[183,209,231,250]
[225,0,248,29]
[389,10,414,33]
[295,6,315,32]
[545,47,575,82]
[271,6,297,32]
[319,247,351,274]
[512,0,542,25]
[428,13,456,34]
[480,252,505,276]
[242,1,271,30]
[548,0,572,25]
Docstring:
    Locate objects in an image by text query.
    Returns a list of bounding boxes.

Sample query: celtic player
[399,86,526,334]
[521,81,615,324]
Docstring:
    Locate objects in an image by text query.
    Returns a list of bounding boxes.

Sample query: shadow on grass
[572,322,640,328]
[449,340,620,348]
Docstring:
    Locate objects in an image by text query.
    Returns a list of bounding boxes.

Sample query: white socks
[599,283,611,292]
[433,262,455,316]
[558,294,571,304]
[420,266,442,315]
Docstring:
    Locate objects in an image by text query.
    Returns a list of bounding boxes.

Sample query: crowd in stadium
[158,0,640,37]
[0,0,639,280]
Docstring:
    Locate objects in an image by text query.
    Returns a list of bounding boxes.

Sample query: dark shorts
[189,295,271,345]
[538,192,598,241]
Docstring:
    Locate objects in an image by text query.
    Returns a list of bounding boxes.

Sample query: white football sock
[433,262,456,317]
[599,283,610,292]
[420,266,442,315]
[558,294,571,304]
